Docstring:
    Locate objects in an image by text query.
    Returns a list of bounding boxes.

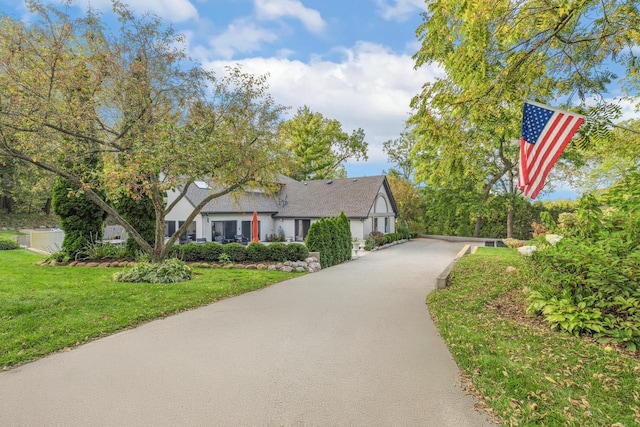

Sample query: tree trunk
[507,207,514,238]
[473,215,482,237]
[1,195,14,214]
[42,197,52,215]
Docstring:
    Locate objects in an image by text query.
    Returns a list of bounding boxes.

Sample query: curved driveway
[0,238,495,426]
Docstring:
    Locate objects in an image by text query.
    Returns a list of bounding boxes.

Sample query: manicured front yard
[428,247,640,426]
[1,249,301,369]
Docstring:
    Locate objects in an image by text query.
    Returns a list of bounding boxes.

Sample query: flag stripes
[518,101,584,199]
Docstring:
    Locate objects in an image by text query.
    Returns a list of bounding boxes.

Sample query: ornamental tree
[0,1,287,262]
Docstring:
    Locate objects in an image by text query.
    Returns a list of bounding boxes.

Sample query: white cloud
[206,18,279,59]
[255,0,326,33]
[375,0,428,22]
[72,0,198,22]
[199,42,444,165]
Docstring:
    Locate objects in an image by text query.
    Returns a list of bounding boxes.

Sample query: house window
[165,220,176,237]
[178,220,196,243]
[242,220,260,241]
[295,219,311,241]
[385,217,389,233]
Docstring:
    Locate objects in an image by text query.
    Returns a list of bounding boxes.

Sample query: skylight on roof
[194,180,209,189]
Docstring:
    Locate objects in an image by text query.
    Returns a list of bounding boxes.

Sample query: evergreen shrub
[246,242,268,262]
[223,243,246,262]
[286,243,309,261]
[305,211,352,268]
[267,242,287,262]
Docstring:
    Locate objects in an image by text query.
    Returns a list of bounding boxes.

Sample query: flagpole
[609,122,640,135]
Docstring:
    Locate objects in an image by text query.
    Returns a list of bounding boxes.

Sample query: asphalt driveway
[0,238,496,426]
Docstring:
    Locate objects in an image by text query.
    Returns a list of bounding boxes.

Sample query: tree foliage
[278,106,368,181]
[0,1,287,262]
[52,177,107,258]
[410,0,640,237]
[382,127,417,180]
[305,212,352,268]
[386,173,425,234]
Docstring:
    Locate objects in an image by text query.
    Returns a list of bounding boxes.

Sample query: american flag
[518,101,585,199]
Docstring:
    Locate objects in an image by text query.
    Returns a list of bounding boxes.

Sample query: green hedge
[305,211,352,268]
[246,242,268,262]
[267,242,287,262]
[222,243,246,262]
[168,241,309,263]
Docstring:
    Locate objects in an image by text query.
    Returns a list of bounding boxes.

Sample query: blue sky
[2,1,635,201]
[2,0,438,178]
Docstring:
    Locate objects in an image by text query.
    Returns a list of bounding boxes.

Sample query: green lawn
[1,249,301,369]
[0,230,24,238]
[428,247,640,426]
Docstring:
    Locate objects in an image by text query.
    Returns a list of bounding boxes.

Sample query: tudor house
[164,175,398,244]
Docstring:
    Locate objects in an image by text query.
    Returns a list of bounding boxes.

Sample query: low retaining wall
[435,244,472,290]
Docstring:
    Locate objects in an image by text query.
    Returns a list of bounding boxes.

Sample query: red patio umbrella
[251,211,259,243]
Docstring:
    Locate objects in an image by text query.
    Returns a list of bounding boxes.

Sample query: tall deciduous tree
[0,1,286,262]
[410,0,640,237]
[278,105,368,181]
[386,173,426,234]
[382,127,417,180]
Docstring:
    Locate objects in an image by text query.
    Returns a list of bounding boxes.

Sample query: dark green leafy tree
[52,177,107,258]
[279,106,368,181]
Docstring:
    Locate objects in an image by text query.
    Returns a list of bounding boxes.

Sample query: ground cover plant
[0,249,302,369]
[527,171,640,351]
[428,247,640,425]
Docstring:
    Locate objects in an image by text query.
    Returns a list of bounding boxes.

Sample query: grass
[427,247,640,426]
[1,249,303,369]
[0,230,24,238]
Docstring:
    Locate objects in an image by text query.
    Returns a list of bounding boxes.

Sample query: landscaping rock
[268,265,277,271]
[86,262,99,267]
[283,261,293,267]
[280,266,293,273]
[223,263,234,269]
[257,264,268,270]
[295,266,306,272]
[245,264,257,270]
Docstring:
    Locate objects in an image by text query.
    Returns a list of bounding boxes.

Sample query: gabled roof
[273,175,398,219]
[181,175,398,218]
[184,185,279,215]
[183,175,293,214]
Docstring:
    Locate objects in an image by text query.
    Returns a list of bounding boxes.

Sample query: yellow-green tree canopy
[0,1,287,262]
[278,105,368,181]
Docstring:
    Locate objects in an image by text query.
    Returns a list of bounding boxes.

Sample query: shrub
[200,242,224,262]
[52,177,107,259]
[246,242,268,262]
[223,243,246,262]
[77,241,127,260]
[0,236,20,250]
[305,212,352,267]
[173,243,203,262]
[365,231,385,250]
[267,242,287,262]
[502,238,525,249]
[113,258,192,283]
[527,177,640,351]
[286,243,309,261]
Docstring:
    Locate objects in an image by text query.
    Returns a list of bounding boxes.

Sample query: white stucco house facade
[164,175,398,243]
